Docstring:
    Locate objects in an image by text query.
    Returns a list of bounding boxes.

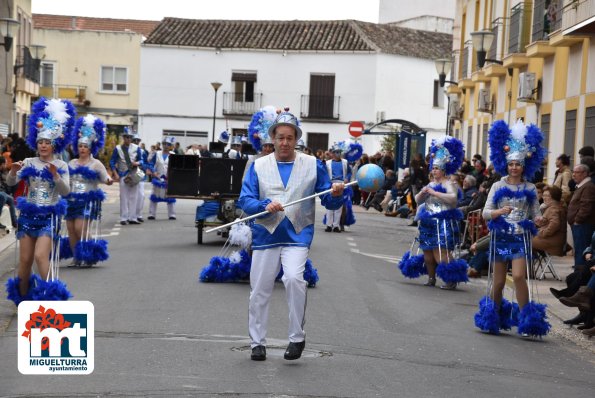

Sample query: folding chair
[532,250,562,281]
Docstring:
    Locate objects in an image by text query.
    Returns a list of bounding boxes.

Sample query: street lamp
[470,30,502,69]
[434,58,457,87]
[0,17,20,52]
[210,82,222,142]
[434,58,458,136]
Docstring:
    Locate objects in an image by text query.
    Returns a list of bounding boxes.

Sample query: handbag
[122,146,145,186]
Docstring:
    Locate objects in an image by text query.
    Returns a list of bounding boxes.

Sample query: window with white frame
[40,62,55,88]
[101,66,128,93]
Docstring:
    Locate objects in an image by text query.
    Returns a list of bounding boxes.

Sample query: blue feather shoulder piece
[417,206,464,221]
[492,186,536,206]
[69,165,100,180]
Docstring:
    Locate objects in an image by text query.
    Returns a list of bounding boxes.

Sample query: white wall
[139,45,445,156]
[379,0,455,23]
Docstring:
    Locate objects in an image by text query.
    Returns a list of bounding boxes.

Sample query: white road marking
[350,248,400,263]
[348,242,357,247]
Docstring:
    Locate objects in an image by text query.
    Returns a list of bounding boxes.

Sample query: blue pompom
[436,258,468,283]
[499,298,520,330]
[304,259,319,287]
[6,274,43,305]
[398,251,427,279]
[75,239,109,263]
[345,142,363,162]
[59,236,73,260]
[474,296,501,334]
[33,278,72,301]
[517,301,550,338]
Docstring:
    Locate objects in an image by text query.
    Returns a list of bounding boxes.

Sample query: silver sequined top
[414,180,458,214]
[68,157,110,193]
[483,177,541,234]
[7,157,70,206]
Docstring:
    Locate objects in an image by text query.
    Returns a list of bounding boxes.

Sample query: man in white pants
[132,134,147,223]
[109,129,144,225]
[239,110,344,361]
[146,136,176,220]
[324,147,351,232]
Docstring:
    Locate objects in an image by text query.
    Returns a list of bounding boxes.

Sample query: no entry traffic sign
[348,121,364,138]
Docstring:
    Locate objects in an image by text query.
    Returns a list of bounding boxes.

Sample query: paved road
[0,188,593,397]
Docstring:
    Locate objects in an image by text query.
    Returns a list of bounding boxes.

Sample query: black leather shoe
[169,216,177,220]
[563,312,586,325]
[120,221,128,225]
[251,345,266,361]
[148,216,155,220]
[284,341,305,360]
[324,226,332,232]
[550,287,563,299]
[137,218,144,223]
[128,220,140,225]
[333,227,341,233]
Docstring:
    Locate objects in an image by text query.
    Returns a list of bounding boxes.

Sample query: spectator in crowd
[459,180,490,217]
[533,185,567,256]
[558,231,595,336]
[473,159,487,188]
[185,143,202,156]
[364,169,396,212]
[2,139,13,169]
[315,149,324,161]
[578,145,594,163]
[535,182,546,207]
[553,154,572,203]
[458,174,477,207]
[0,157,17,230]
[379,150,394,171]
[467,234,490,278]
[567,163,595,267]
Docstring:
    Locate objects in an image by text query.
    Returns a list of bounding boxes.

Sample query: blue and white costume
[397,136,468,285]
[5,97,75,305]
[109,130,145,223]
[240,150,343,348]
[474,120,550,338]
[324,155,352,229]
[147,137,176,219]
[133,134,148,222]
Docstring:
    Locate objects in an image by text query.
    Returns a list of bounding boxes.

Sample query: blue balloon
[356,164,385,192]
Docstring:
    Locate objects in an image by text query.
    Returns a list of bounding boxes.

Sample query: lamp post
[210,82,222,142]
[470,30,502,68]
[0,17,20,52]
[434,58,458,136]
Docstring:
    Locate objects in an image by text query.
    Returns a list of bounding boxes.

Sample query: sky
[31,0,380,22]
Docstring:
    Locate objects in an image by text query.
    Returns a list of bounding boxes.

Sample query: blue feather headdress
[429,136,464,176]
[488,120,546,180]
[248,105,277,152]
[27,97,76,153]
[73,114,106,157]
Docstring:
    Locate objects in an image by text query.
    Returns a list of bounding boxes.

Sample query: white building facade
[138,19,452,156]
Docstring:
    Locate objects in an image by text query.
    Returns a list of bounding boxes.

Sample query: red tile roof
[33,14,159,37]
[145,18,452,60]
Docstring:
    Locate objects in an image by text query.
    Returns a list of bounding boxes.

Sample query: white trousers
[325,208,342,227]
[249,246,308,348]
[119,179,139,222]
[135,181,145,219]
[148,200,176,218]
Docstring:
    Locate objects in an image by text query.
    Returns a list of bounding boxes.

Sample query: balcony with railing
[300,95,340,120]
[39,85,89,106]
[14,45,41,96]
[561,0,595,34]
[532,0,563,41]
[222,92,263,116]
[508,2,533,55]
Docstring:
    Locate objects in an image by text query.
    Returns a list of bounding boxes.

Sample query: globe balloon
[356,164,385,192]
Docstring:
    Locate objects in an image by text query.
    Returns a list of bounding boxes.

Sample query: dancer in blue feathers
[146,136,176,220]
[239,109,344,361]
[397,136,468,289]
[5,98,75,305]
[474,120,551,338]
[65,114,112,267]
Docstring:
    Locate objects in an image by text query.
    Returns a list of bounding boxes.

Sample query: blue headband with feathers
[73,115,106,157]
[27,97,76,154]
[429,136,464,176]
[488,120,546,180]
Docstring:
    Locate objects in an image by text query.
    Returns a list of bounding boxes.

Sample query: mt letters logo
[18,301,94,374]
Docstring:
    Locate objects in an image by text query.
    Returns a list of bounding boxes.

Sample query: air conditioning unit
[518,72,537,102]
[478,88,492,113]
[449,97,463,120]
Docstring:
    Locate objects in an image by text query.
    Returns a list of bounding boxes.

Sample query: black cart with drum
[167,155,248,244]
